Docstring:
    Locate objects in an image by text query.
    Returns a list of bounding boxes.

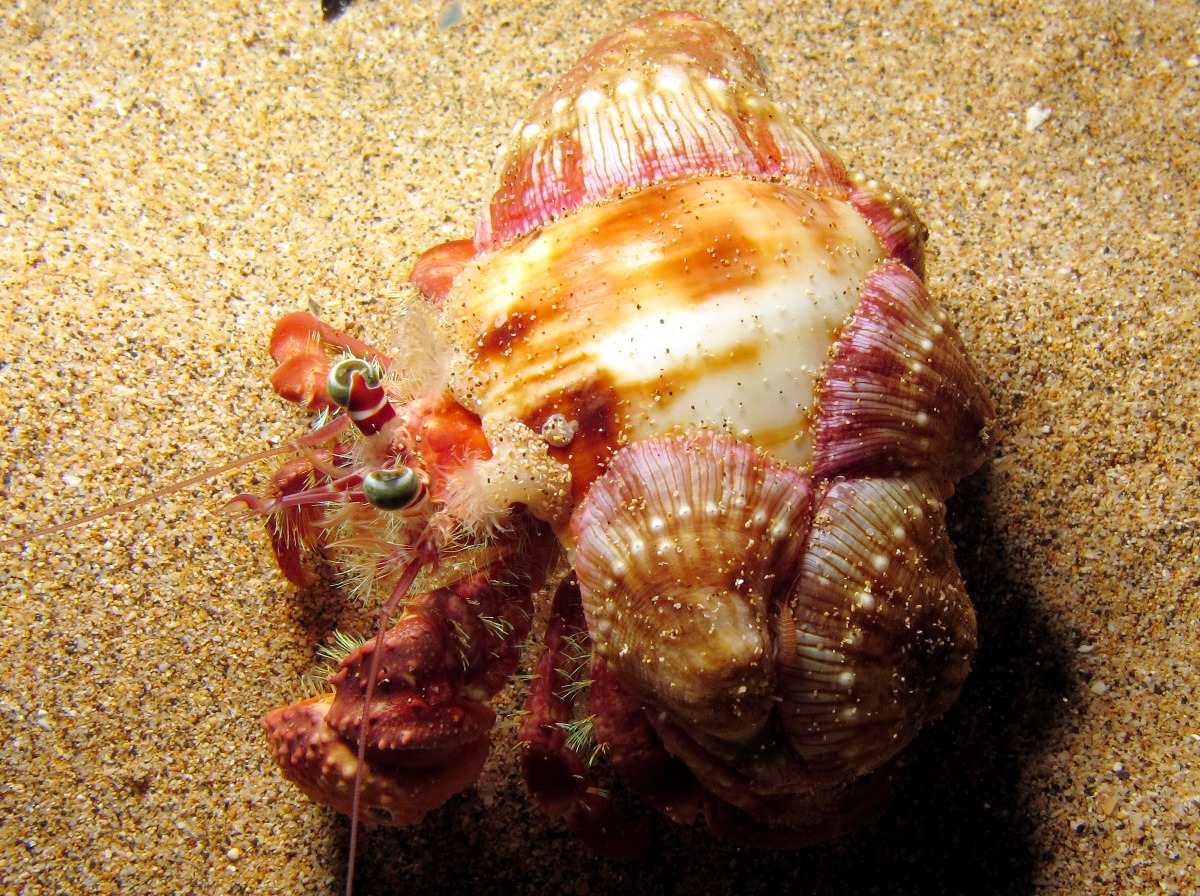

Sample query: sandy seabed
[2,1,1197,894]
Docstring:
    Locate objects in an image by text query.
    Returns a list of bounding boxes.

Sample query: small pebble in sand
[1025,102,1053,132]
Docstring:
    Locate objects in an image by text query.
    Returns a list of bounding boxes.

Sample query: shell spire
[475,11,848,251]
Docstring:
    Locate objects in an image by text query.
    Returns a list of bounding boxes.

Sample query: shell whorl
[571,431,813,743]
[447,176,886,504]
[476,10,848,251]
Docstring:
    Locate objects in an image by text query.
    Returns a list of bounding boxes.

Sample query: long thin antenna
[344,534,434,896]
[0,416,350,550]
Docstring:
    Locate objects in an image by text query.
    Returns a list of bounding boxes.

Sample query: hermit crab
[243,9,994,866]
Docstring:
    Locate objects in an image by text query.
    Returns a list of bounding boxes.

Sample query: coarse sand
[2,1,1197,894]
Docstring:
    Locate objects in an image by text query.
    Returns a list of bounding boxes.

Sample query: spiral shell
[446,176,886,513]
[430,11,992,814]
[436,14,963,540]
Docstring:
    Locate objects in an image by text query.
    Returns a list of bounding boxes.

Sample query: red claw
[268,312,392,411]
[410,239,476,303]
[262,693,491,827]
[263,524,556,829]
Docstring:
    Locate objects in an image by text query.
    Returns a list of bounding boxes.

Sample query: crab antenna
[0,415,350,550]
[345,528,439,896]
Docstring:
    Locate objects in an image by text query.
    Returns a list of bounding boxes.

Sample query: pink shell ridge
[812,261,995,482]
[475,11,849,251]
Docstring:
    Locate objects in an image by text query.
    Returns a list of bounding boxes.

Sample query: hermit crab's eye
[363,467,423,511]
[327,358,379,408]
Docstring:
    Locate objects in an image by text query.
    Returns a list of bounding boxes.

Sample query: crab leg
[518,577,646,860]
[588,657,705,827]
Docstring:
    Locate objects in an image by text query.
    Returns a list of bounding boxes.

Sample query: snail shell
[418,10,990,840]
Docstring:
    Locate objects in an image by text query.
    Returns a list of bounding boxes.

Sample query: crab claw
[262,694,491,826]
[268,312,392,411]
[263,535,555,827]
